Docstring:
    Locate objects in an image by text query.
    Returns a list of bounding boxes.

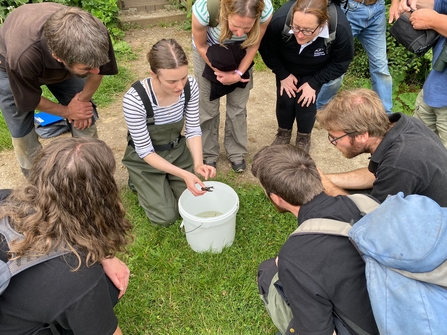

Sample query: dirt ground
[0,25,370,190]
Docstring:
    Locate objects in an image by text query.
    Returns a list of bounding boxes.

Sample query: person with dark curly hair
[0,137,133,335]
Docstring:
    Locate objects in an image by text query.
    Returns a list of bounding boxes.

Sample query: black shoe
[203,160,217,169]
[231,159,246,173]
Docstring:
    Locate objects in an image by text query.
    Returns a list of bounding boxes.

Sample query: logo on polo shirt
[314,48,326,57]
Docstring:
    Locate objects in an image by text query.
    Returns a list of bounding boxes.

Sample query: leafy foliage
[0,0,124,40]
[0,0,34,24]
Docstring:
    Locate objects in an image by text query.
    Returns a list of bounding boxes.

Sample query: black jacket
[259,0,354,91]
[202,42,253,100]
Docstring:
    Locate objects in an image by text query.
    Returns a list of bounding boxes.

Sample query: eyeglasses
[290,25,320,36]
[328,132,354,146]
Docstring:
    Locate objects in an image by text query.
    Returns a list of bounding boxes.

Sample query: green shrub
[0,0,124,41]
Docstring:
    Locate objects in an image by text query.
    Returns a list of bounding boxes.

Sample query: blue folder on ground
[34,112,64,126]
[34,112,69,139]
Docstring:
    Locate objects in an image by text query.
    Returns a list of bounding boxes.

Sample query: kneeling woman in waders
[122,38,216,226]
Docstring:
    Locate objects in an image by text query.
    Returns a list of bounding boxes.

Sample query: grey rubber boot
[295,132,311,153]
[271,127,292,145]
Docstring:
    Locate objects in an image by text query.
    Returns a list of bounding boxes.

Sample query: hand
[296,82,316,107]
[389,0,401,23]
[101,257,130,299]
[399,0,417,13]
[214,70,249,85]
[72,118,93,130]
[67,92,94,122]
[195,163,217,180]
[409,8,438,29]
[183,171,208,196]
[280,74,298,98]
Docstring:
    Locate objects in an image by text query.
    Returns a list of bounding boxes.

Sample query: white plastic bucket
[178,181,239,253]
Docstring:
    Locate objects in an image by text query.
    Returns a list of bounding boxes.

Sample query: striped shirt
[123,76,201,159]
[192,0,273,47]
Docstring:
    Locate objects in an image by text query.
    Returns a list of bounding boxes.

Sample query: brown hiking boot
[271,127,292,145]
[295,132,311,153]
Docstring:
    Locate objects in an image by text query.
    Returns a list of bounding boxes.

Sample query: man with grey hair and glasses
[0,3,118,177]
[317,88,447,206]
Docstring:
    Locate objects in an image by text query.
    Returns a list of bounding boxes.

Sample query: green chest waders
[122,79,194,226]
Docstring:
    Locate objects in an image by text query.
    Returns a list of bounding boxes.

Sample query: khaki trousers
[192,48,252,163]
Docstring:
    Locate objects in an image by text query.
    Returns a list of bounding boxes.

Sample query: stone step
[119,8,187,26]
[121,0,170,12]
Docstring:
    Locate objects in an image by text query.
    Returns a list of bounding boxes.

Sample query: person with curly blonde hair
[192,0,273,172]
[0,137,133,335]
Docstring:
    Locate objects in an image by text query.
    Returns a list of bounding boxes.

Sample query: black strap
[127,79,191,151]
[132,80,155,125]
[131,79,191,126]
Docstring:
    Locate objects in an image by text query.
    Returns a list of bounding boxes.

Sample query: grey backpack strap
[207,0,220,28]
[0,217,70,278]
[290,194,380,238]
[281,2,295,42]
[0,216,22,246]
[290,218,352,237]
[325,2,338,47]
[8,248,70,277]
[346,194,380,215]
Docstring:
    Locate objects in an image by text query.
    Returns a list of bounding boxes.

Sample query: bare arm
[113,326,123,335]
[143,152,208,196]
[187,135,216,180]
[324,167,376,192]
[410,9,447,35]
[237,16,272,74]
[399,0,434,13]
[101,257,130,299]
[192,14,212,68]
[319,169,349,196]
[78,74,103,102]
[215,17,272,85]
[35,74,104,130]
[36,94,93,121]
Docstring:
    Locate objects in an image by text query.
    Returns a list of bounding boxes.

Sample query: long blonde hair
[0,138,133,270]
[218,0,265,48]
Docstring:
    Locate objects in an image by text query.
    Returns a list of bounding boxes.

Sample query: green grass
[0,113,11,150]
[115,178,297,334]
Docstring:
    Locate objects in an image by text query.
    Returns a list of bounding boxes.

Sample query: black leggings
[275,78,320,134]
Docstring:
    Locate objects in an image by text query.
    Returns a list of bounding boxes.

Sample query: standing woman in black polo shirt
[259,0,354,152]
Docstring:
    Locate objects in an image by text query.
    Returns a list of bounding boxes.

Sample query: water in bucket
[178,181,239,253]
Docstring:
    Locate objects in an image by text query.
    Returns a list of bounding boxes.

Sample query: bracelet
[234,69,243,77]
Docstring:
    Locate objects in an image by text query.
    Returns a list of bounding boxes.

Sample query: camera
[433,40,447,73]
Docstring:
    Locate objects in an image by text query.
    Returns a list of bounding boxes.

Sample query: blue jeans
[0,70,97,171]
[317,0,393,113]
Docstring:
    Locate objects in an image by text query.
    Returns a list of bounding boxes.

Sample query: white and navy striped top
[122,76,201,159]
[192,0,273,48]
